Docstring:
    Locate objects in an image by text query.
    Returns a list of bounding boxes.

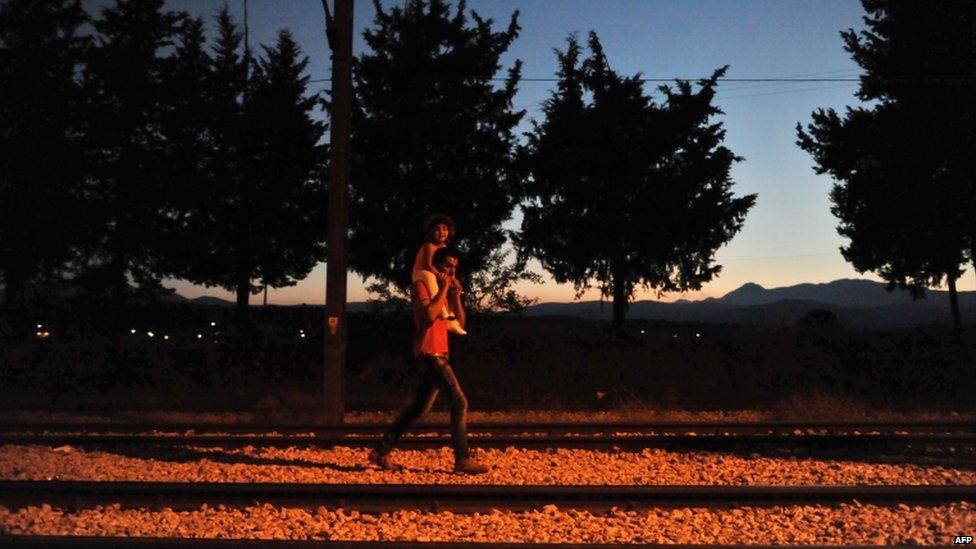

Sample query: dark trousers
[375,353,469,459]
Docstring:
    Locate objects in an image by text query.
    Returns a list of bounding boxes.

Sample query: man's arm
[414,278,450,325]
[449,280,466,330]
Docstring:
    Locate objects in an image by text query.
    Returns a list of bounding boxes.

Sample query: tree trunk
[235,274,251,326]
[611,259,627,335]
[947,275,962,330]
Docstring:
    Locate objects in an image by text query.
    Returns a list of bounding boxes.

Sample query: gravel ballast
[3,442,974,544]
[0,444,973,485]
[2,501,974,544]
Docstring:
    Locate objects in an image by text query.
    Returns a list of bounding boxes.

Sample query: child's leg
[412,270,468,335]
[413,270,448,317]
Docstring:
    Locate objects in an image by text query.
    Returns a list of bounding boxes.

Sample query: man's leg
[430,355,487,474]
[429,355,469,458]
[373,356,439,459]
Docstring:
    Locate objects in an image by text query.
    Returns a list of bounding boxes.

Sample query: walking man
[369,246,489,474]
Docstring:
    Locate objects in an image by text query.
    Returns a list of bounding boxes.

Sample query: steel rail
[0,481,974,513]
[1,419,974,435]
[1,432,974,451]
[0,535,915,549]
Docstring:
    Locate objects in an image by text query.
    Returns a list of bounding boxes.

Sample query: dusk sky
[85,0,976,304]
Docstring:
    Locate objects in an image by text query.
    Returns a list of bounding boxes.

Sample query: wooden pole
[322,0,352,423]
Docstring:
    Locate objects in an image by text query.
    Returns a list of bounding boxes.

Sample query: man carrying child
[368,241,489,475]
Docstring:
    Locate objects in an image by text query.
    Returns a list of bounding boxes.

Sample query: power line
[720,83,858,100]
[308,76,973,84]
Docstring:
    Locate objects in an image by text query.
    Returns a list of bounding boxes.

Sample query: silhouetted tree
[78,0,182,306]
[0,0,89,309]
[174,22,328,322]
[158,13,211,285]
[517,33,756,333]
[797,0,975,329]
[349,0,525,292]
[168,6,248,288]
[244,31,328,312]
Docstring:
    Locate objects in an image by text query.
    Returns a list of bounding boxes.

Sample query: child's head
[422,213,455,245]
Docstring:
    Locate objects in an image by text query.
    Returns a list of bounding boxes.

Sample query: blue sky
[83,0,976,303]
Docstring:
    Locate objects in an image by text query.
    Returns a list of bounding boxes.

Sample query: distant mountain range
[523,278,976,328]
[166,278,975,328]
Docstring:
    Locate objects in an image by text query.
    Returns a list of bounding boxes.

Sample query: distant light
[36,331,50,339]
[130,329,137,334]
[147,331,155,338]
[696,333,701,338]
[673,334,677,338]
[210,321,216,327]
[163,335,169,340]
[197,334,203,339]
[640,330,646,334]
[300,333,306,338]
[36,324,42,329]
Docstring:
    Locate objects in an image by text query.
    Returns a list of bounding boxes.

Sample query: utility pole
[322,0,352,423]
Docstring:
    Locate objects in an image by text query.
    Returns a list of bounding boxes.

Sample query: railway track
[1,431,974,453]
[2,419,974,435]
[1,421,974,453]
[1,480,974,513]
[0,537,916,549]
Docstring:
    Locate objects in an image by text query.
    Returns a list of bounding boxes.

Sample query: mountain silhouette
[525,278,976,328]
[155,278,974,328]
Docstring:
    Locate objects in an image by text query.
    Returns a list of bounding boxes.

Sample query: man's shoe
[368,449,403,472]
[453,456,489,475]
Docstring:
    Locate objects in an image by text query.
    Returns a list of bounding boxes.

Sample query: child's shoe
[445,316,467,336]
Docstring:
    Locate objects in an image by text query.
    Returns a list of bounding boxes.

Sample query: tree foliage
[517,33,755,330]
[797,0,976,328]
[0,0,89,308]
[2,1,327,325]
[171,13,328,319]
[349,0,525,292]
[79,0,182,304]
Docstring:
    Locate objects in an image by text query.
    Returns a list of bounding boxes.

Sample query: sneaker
[446,318,468,336]
[368,449,403,472]
[453,456,489,475]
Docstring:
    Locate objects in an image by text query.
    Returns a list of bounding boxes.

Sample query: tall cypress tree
[517,33,755,332]
[0,0,89,310]
[797,0,975,328]
[175,22,327,321]
[349,0,524,290]
[244,30,328,310]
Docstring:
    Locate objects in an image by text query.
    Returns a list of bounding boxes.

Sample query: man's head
[431,246,461,276]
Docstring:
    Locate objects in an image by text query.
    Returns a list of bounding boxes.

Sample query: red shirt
[412,280,448,356]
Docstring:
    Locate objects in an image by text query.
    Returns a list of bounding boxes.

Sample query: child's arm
[419,242,439,272]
